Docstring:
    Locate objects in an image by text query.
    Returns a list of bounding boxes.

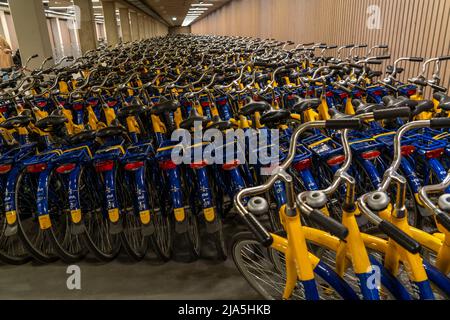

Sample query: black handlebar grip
[356,44,368,48]
[373,107,410,121]
[375,55,391,60]
[309,210,349,241]
[367,60,383,65]
[327,45,338,49]
[241,213,273,247]
[430,118,450,129]
[436,213,450,233]
[31,54,39,59]
[378,221,421,254]
[378,44,389,49]
[349,63,363,70]
[438,56,450,61]
[325,119,363,130]
[429,83,447,93]
[409,57,424,62]
[345,44,355,48]
[302,42,314,47]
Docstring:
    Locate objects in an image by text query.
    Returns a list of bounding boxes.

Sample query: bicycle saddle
[383,96,418,109]
[96,125,128,139]
[180,108,209,131]
[433,93,450,111]
[35,115,68,132]
[239,98,271,116]
[151,98,179,116]
[117,103,148,118]
[353,100,384,115]
[411,100,435,116]
[0,114,34,129]
[260,109,291,126]
[329,108,351,119]
[207,115,232,131]
[292,98,321,113]
[67,130,97,145]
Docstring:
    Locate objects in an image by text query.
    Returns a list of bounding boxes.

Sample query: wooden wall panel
[192,0,450,87]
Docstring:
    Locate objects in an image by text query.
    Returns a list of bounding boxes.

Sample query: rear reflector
[159,160,177,170]
[426,148,444,159]
[124,161,145,171]
[27,163,48,173]
[401,145,416,156]
[56,163,76,174]
[293,158,312,171]
[327,155,346,166]
[361,150,381,160]
[189,161,208,169]
[95,160,114,172]
[0,164,12,174]
[222,160,240,171]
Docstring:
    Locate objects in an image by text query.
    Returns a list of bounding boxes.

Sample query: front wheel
[231,232,356,300]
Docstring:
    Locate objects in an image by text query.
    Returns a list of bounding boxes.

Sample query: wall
[169,26,191,35]
[192,0,450,87]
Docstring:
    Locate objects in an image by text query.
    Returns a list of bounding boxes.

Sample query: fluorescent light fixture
[172,17,177,21]
[191,3,213,6]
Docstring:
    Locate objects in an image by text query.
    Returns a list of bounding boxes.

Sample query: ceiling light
[172,17,177,21]
[191,3,213,6]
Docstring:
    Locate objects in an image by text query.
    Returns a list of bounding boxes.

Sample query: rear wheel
[0,187,30,264]
[80,166,121,262]
[15,171,58,263]
[119,168,148,261]
[231,232,351,300]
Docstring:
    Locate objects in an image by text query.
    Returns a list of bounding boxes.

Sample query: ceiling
[142,0,231,27]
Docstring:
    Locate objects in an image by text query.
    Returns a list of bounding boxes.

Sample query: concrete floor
[0,219,261,300]
[0,256,261,300]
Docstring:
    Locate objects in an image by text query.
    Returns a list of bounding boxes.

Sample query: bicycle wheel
[231,232,356,300]
[147,165,173,261]
[0,188,31,264]
[46,170,87,263]
[119,168,148,261]
[15,170,58,263]
[80,165,121,262]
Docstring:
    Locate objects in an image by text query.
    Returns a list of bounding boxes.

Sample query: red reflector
[27,163,48,173]
[159,160,177,170]
[189,161,208,169]
[426,148,444,159]
[89,100,98,106]
[201,101,210,108]
[293,158,312,171]
[72,103,83,111]
[222,160,240,171]
[339,92,348,99]
[401,145,416,156]
[107,101,117,107]
[56,163,76,174]
[326,91,334,97]
[361,150,381,160]
[0,106,8,113]
[0,164,12,174]
[37,101,47,108]
[307,90,315,96]
[124,161,144,171]
[217,99,227,106]
[407,89,417,96]
[327,155,346,166]
[95,160,114,172]
[373,90,383,96]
